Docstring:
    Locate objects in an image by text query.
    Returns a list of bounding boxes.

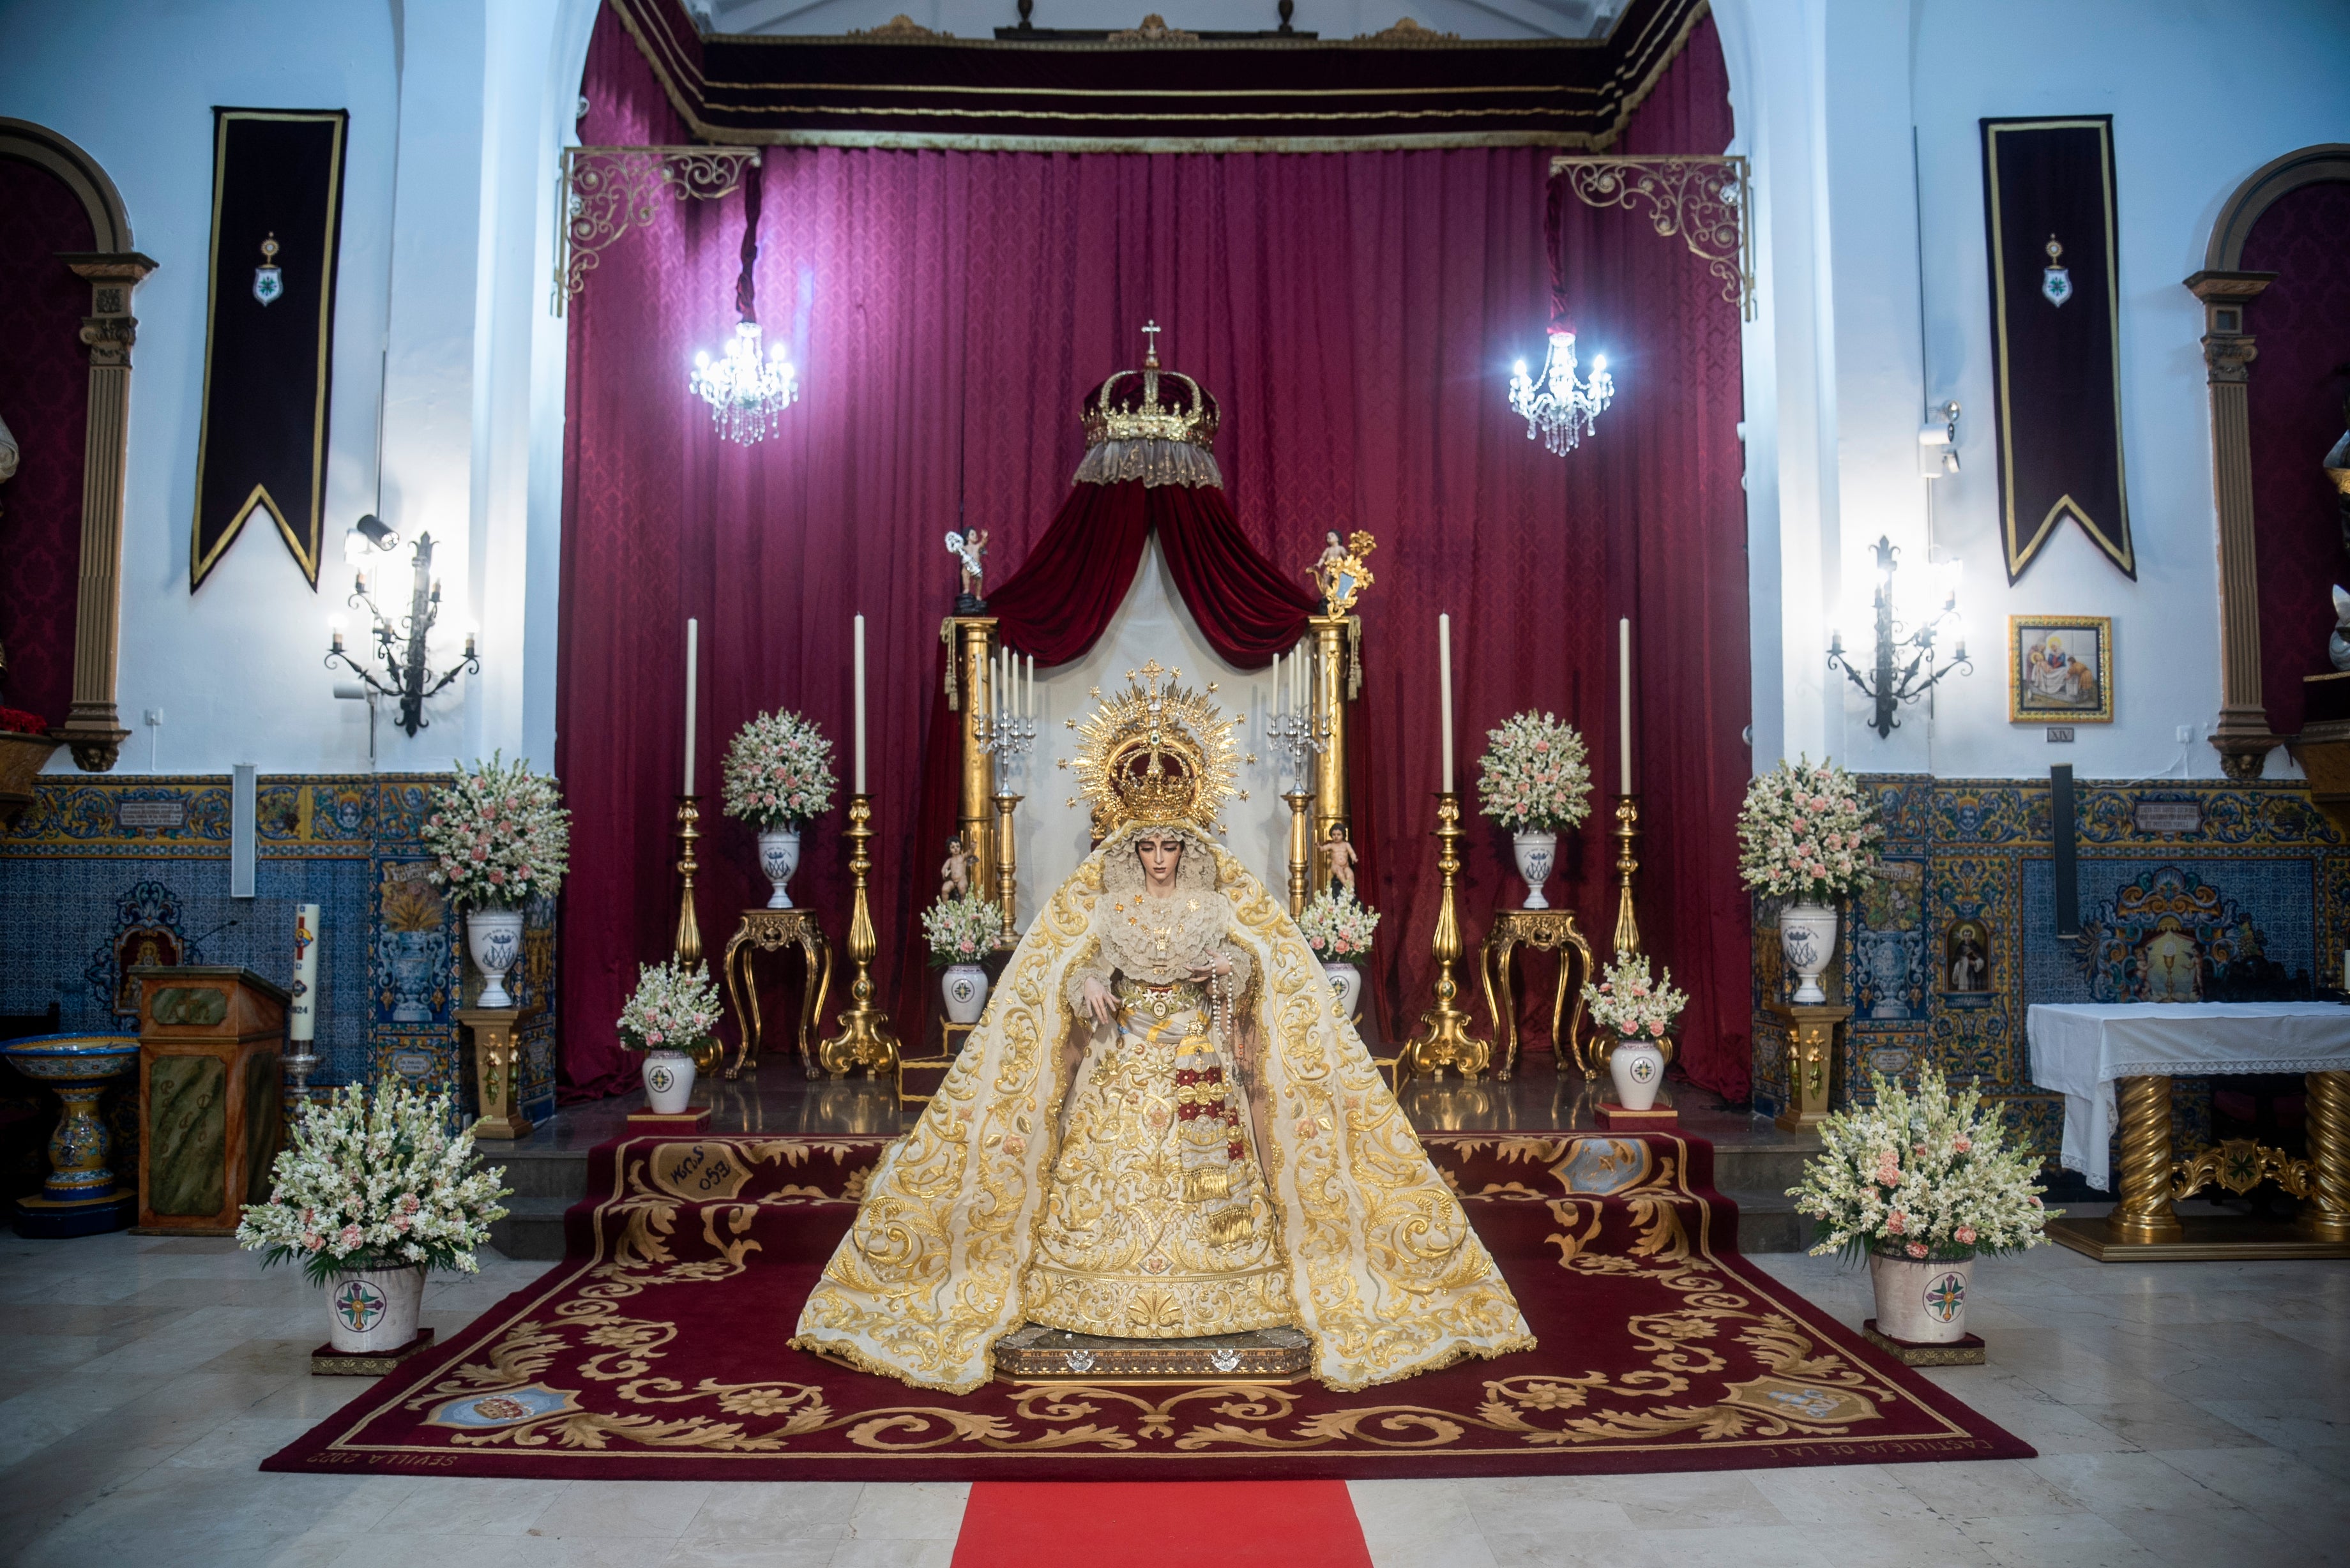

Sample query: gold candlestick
[1284,788,1315,916]
[992,790,1022,947]
[819,792,900,1078]
[1611,795,1641,957]
[1399,791,1489,1083]
[673,795,704,967]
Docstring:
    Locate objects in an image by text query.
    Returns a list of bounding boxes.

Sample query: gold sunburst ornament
[1061,660,1244,837]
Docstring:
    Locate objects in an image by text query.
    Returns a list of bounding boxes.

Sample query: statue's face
[1135,832,1185,891]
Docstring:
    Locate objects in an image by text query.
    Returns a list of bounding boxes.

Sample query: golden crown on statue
[1061,660,1244,837]
[1081,320,1220,453]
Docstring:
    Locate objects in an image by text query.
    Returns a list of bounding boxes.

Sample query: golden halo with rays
[1059,659,1245,838]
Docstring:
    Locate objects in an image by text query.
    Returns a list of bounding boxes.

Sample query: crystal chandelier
[690,319,798,445]
[1508,331,1614,456]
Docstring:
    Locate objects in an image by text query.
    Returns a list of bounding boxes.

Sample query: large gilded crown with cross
[1061,660,1245,838]
[1080,320,1220,453]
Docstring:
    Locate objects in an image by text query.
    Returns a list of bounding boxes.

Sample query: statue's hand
[1081,977,1116,1028]
[1183,956,1234,981]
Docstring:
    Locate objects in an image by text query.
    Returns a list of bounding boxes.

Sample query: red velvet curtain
[558,12,1748,1100]
[0,158,94,727]
[2246,179,2350,738]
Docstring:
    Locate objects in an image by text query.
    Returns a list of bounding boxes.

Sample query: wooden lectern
[131,965,287,1236]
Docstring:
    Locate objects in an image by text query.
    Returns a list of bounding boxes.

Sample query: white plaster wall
[1720,0,2350,783]
[0,0,591,778]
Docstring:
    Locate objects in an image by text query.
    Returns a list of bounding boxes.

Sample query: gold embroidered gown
[794,669,1533,1394]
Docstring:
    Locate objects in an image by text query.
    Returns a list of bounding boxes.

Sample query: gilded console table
[2029,1002,2350,1260]
[1477,908,1595,1081]
[719,908,832,1080]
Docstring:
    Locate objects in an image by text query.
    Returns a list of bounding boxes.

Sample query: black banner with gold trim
[1980,115,2133,582]
[191,107,347,591]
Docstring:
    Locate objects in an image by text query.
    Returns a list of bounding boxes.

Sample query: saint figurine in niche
[1944,920,1991,994]
[795,663,1531,1393]
[1319,821,1358,898]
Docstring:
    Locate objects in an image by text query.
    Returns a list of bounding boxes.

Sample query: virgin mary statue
[794,663,1533,1394]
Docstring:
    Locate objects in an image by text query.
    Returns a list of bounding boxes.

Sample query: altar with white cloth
[2028,1002,2350,1260]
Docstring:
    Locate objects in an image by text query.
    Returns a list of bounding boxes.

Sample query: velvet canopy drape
[557,11,1750,1101]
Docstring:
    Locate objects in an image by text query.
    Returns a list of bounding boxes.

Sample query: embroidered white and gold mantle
[792,825,1535,1394]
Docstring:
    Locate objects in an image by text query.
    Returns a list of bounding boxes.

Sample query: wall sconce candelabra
[1828,534,1971,739]
[326,531,479,737]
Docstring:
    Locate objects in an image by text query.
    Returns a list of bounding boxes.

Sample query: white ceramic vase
[1608,1036,1667,1110]
[1323,961,1364,1021]
[326,1262,426,1353]
[941,963,990,1025]
[1780,901,1839,1005]
[641,1048,697,1114]
[1512,829,1560,910]
[1870,1250,1974,1343]
[466,907,526,1009]
[757,827,803,909]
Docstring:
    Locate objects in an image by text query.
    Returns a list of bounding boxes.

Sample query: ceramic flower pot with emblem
[326,1261,426,1353]
[641,1048,697,1115]
[1780,900,1838,1005]
[941,963,990,1025]
[1870,1249,1973,1343]
[1607,1036,1667,1110]
[466,906,526,1009]
[757,827,803,909]
[1512,830,1559,910]
[1323,962,1363,1023]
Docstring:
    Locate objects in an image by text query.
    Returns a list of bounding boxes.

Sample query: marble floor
[0,1230,2342,1567]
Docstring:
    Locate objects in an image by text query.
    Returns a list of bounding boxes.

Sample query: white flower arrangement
[237,1082,510,1285]
[722,710,838,830]
[1476,711,1593,833]
[1736,756,1882,903]
[922,891,1002,967]
[420,752,571,912]
[1582,950,1687,1041]
[617,958,724,1053]
[1787,1068,2058,1263]
[1297,889,1381,962]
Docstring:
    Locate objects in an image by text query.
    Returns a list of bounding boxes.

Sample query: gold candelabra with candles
[817,793,900,1077]
[672,795,704,967]
[1283,788,1314,916]
[993,790,1022,946]
[1399,792,1489,1082]
[1611,796,1641,956]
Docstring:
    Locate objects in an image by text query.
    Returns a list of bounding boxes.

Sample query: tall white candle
[1026,655,1035,720]
[1270,651,1281,718]
[853,614,867,794]
[289,903,321,1044]
[1439,613,1455,794]
[1618,616,1632,795]
[683,619,698,795]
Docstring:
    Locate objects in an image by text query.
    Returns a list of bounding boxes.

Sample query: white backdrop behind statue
[1003,538,1292,926]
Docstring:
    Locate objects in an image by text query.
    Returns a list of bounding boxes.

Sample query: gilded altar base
[993,1323,1313,1383]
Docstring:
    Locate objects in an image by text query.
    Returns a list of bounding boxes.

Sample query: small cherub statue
[1319,821,1358,898]
[946,528,990,609]
[940,834,976,900]
[1307,529,1376,615]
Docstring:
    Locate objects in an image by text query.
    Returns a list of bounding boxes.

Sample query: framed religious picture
[2008,615,2112,722]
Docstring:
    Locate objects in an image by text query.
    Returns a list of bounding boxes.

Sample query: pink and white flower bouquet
[1476,711,1593,833]
[1734,756,1882,903]
[1297,889,1381,961]
[421,752,570,913]
[922,890,1003,967]
[1788,1067,2058,1263]
[722,709,838,830]
[1582,950,1687,1043]
[236,1082,509,1285]
[617,958,724,1053]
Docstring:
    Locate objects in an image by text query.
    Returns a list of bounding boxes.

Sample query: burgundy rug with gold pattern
[262,1132,2028,1479]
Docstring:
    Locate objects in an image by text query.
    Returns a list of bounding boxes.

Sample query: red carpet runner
[953,1482,1371,1568]
[263,1132,2028,1480]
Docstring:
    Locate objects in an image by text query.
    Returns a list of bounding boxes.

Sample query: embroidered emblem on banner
[253,233,284,306]
[2040,236,2072,307]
